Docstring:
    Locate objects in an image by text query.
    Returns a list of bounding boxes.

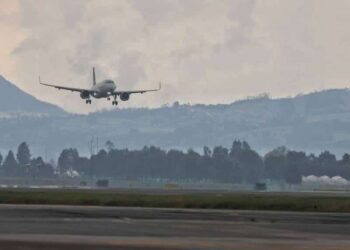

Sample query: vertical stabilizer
[93,67,96,86]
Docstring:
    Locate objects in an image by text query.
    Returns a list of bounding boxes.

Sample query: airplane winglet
[39,76,42,84]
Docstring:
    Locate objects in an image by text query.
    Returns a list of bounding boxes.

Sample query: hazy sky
[0,0,350,113]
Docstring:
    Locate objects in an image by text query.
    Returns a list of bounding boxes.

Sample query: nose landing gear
[85,99,92,104]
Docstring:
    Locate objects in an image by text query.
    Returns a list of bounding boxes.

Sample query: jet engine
[80,91,90,99]
[120,93,130,101]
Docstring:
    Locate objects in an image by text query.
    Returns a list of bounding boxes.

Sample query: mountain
[0,75,65,116]
[82,89,350,156]
[1,77,350,158]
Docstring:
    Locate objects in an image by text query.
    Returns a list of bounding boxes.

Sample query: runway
[0,205,349,249]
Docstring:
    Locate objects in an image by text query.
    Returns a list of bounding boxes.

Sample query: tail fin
[92,67,96,86]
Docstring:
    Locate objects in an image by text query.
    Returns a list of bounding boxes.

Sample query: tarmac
[0,204,349,249]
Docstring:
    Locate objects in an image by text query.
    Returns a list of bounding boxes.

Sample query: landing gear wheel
[86,99,92,104]
[112,95,118,106]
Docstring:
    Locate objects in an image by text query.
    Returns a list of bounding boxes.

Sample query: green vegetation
[4,140,350,186]
[0,189,350,213]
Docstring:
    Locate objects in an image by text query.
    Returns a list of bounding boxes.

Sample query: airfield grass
[0,189,349,212]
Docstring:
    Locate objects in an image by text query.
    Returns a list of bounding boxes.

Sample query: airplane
[39,67,161,106]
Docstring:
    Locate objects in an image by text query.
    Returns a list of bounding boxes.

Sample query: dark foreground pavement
[0,204,349,249]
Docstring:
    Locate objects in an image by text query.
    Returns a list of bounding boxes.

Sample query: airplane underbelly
[93,86,113,98]
[93,92,108,98]
[93,95,101,99]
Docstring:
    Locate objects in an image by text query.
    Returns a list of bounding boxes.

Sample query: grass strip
[0,189,349,212]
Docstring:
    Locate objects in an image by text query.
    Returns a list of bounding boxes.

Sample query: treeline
[1,141,350,184]
[0,142,54,178]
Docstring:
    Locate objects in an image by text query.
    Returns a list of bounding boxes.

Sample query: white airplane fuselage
[90,80,116,98]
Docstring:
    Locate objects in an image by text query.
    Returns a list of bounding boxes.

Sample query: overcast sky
[0,0,350,113]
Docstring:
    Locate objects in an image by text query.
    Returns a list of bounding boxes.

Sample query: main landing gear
[112,95,118,106]
[86,99,92,104]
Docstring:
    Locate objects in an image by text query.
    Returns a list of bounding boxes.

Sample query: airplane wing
[112,82,162,95]
[39,77,94,93]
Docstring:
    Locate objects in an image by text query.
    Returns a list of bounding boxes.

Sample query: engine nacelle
[80,91,90,99]
[120,92,130,101]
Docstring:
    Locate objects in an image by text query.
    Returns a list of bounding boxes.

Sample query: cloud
[1,0,350,113]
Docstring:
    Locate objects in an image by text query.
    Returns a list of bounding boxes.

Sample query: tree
[3,150,19,177]
[105,140,115,152]
[203,146,212,157]
[230,140,242,157]
[16,142,31,166]
[167,149,186,179]
[58,148,79,175]
[341,153,350,165]
[284,151,305,185]
[90,149,108,177]
[318,151,337,167]
[242,141,251,151]
[318,151,337,176]
[30,157,55,178]
[213,146,229,159]
[264,146,287,181]
[212,146,240,182]
[237,148,264,183]
[185,149,201,178]
[339,153,350,179]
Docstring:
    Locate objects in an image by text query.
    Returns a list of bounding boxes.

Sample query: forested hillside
[2,74,350,157]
